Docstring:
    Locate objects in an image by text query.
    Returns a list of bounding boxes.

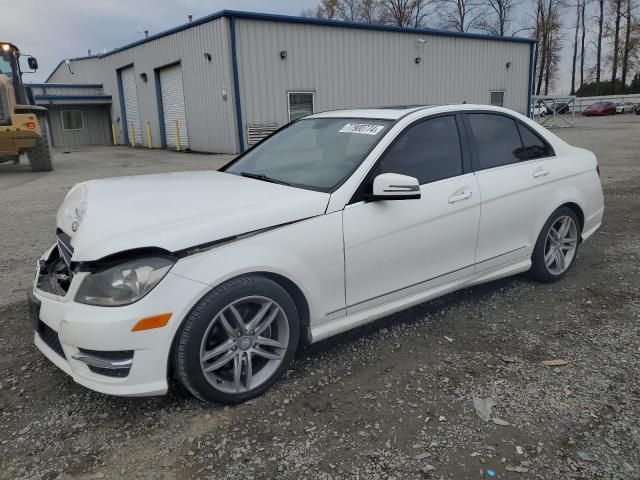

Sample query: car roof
[307,106,434,120]
[307,104,527,120]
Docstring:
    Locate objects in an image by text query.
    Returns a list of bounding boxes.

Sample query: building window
[288,92,314,122]
[490,91,505,107]
[61,110,84,130]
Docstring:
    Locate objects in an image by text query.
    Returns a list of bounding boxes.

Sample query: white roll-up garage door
[120,66,142,145]
[159,64,189,149]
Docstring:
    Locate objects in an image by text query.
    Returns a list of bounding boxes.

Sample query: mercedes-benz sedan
[29,105,604,404]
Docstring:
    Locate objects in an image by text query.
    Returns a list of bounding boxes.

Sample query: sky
[3,0,576,93]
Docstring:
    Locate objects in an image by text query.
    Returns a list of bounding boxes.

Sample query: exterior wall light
[204,52,212,62]
[140,73,148,83]
[506,61,512,69]
[280,50,287,60]
[415,57,422,64]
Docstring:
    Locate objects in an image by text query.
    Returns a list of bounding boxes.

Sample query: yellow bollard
[174,120,181,152]
[129,123,135,146]
[111,123,117,145]
[146,122,152,149]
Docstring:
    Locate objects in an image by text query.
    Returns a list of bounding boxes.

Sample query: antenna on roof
[188,15,193,22]
[144,30,149,38]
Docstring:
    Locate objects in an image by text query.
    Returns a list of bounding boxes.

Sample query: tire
[529,207,581,283]
[175,275,300,404]
[27,115,53,172]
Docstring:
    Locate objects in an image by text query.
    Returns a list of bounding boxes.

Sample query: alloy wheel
[199,296,289,394]
[544,215,578,275]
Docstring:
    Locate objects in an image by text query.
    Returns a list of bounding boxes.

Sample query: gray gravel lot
[0,114,639,480]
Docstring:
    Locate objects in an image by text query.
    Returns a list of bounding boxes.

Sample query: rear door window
[466,113,523,169]
[516,123,554,160]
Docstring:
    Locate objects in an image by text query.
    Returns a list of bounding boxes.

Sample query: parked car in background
[635,104,640,115]
[614,102,634,113]
[29,105,604,404]
[548,102,571,114]
[583,102,617,116]
[530,103,547,117]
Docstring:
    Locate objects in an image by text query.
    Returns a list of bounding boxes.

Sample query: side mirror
[369,173,421,200]
[27,56,38,71]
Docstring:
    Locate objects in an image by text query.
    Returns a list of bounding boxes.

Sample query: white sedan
[29,105,604,404]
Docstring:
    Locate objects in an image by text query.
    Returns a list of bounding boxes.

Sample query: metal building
[27,83,113,147]
[44,10,536,154]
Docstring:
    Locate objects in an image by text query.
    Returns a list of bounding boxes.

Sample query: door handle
[448,189,472,204]
[533,167,550,178]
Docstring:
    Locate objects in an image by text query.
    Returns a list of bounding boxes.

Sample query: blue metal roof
[46,9,535,80]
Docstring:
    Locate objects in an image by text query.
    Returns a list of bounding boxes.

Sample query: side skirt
[310,258,531,343]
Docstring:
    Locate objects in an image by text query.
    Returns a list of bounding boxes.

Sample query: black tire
[27,115,53,172]
[174,275,300,404]
[529,206,581,283]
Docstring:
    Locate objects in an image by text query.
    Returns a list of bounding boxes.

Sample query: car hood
[57,171,330,262]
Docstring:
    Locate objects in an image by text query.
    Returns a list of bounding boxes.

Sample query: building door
[120,66,142,145]
[159,63,189,149]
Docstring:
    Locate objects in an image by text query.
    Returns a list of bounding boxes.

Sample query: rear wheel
[529,207,580,283]
[27,115,53,172]
[175,275,299,404]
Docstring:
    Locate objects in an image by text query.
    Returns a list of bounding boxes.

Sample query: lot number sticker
[339,123,385,135]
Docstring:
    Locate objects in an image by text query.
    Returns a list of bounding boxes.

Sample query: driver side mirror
[27,56,38,71]
[367,173,421,201]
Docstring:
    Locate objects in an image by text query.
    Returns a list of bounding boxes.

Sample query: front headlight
[75,257,174,306]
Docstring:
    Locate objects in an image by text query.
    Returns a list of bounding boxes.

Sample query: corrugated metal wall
[48,20,238,154]
[47,106,112,147]
[47,15,531,155]
[235,18,531,130]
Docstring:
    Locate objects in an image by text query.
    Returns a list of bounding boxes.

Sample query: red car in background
[583,102,617,116]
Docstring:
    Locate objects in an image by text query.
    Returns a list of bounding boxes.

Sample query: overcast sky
[4,0,574,93]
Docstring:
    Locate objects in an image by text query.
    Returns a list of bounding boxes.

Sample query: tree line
[304,0,640,96]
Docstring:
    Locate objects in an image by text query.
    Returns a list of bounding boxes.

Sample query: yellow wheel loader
[0,42,52,171]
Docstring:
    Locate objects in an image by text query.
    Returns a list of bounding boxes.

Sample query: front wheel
[175,275,300,404]
[27,115,53,171]
[529,207,580,283]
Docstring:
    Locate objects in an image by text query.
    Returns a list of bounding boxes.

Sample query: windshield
[225,118,393,192]
[0,49,17,79]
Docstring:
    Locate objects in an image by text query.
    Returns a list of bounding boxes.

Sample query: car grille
[56,229,74,269]
[36,235,73,296]
[76,349,134,378]
[37,320,66,359]
[0,84,9,125]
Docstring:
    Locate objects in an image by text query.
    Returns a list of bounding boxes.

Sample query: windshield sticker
[338,123,385,135]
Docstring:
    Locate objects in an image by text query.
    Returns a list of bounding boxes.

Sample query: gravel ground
[0,115,639,480]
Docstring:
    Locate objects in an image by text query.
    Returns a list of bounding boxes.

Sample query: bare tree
[533,0,564,95]
[337,0,361,20]
[414,0,438,26]
[571,0,581,94]
[580,0,587,89]
[478,0,519,35]
[620,0,638,90]
[439,0,483,31]
[316,0,340,18]
[596,0,604,90]
[360,0,382,22]
[610,0,624,92]
[379,0,416,25]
